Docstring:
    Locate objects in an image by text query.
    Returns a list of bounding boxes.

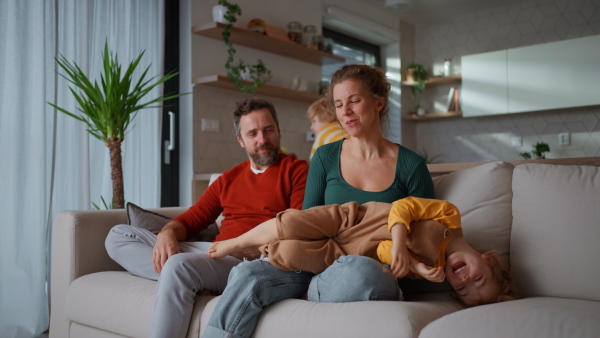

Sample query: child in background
[209,197,518,307]
[307,96,348,160]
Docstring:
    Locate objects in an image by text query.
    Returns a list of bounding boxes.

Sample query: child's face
[310,117,329,134]
[445,251,501,307]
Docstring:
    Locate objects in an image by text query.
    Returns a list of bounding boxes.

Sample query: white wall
[412,0,600,162]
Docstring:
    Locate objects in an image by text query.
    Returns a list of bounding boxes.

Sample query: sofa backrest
[433,161,515,268]
[510,163,600,301]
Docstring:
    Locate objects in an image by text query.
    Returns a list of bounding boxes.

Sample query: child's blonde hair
[307,96,336,123]
[451,250,519,306]
[484,250,519,303]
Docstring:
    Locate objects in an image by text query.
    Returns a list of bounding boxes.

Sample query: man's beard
[248,144,279,167]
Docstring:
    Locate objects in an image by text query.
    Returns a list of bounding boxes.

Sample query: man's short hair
[233,98,280,137]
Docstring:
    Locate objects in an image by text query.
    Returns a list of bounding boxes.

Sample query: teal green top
[302,139,434,209]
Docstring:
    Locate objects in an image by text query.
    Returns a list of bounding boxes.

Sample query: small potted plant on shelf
[217,0,272,92]
[520,142,550,159]
[407,63,428,115]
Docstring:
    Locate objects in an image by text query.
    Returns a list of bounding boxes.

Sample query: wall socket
[306,130,315,142]
[558,132,570,146]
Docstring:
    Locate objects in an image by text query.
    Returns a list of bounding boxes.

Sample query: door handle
[164,111,175,164]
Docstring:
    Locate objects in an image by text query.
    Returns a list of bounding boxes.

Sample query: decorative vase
[212,5,228,24]
[406,68,415,82]
[239,67,251,81]
[443,58,452,77]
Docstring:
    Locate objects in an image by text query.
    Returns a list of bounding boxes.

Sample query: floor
[35,333,49,338]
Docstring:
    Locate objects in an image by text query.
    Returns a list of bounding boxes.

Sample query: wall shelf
[402,111,463,122]
[192,22,345,65]
[401,74,462,87]
[193,75,321,103]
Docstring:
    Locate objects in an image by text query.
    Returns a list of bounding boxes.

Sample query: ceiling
[361,0,532,25]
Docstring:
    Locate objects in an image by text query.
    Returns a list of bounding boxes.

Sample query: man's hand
[153,222,185,274]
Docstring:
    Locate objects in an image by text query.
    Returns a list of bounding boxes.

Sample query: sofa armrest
[50,207,187,338]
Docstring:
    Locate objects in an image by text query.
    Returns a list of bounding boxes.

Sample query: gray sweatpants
[105,224,241,338]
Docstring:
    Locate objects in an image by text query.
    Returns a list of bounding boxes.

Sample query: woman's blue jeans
[202,255,401,338]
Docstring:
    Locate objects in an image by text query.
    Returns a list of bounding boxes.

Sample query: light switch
[201,118,220,132]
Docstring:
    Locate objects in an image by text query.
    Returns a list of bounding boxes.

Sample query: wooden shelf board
[402,74,462,87]
[193,75,321,103]
[192,22,345,65]
[403,111,463,121]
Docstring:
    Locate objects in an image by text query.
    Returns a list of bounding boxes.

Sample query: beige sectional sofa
[50,158,600,338]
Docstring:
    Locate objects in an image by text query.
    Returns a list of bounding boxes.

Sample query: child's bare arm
[389,223,411,278]
[409,257,445,283]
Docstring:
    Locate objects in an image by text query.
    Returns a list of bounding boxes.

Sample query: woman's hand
[390,224,410,278]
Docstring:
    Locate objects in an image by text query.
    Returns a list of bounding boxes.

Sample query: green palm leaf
[48,41,189,208]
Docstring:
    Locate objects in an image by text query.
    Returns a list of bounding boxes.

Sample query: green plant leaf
[218,0,270,92]
[49,40,191,207]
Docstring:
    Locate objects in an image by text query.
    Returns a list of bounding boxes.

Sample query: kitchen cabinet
[462,34,600,117]
[462,50,508,117]
[508,34,600,113]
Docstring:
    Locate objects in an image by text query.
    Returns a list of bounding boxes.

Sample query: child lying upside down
[209,197,517,307]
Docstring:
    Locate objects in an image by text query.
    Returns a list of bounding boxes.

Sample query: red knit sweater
[173,153,308,241]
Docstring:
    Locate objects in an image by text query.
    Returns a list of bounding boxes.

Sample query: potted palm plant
[49,42,188,209]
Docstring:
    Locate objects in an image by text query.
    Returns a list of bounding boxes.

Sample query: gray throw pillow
[126,202,171,234]
[126,202,219,241]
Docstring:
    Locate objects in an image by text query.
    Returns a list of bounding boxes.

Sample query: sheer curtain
[0,0,164,336]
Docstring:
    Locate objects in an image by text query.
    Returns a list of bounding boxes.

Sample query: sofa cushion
[419,297,600,338]
[66,271,215,338]
[433,161,514,265]
[127,202,219,242]
[127,202,171,233]
[200,294,462,338]
[511,163,600,301]
[401,161,514,295]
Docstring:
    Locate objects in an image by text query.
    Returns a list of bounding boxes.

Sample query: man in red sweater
[105,98,308,338]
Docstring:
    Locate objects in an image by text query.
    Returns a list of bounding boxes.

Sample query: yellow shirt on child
[377,197,462,268]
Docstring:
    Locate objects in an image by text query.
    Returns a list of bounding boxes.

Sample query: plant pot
[406,68,415,82]
[239,68,252,81]
[417,107,425,116]
[212,5,228,24]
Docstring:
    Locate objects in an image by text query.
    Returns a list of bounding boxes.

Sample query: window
[321,28,381,83]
